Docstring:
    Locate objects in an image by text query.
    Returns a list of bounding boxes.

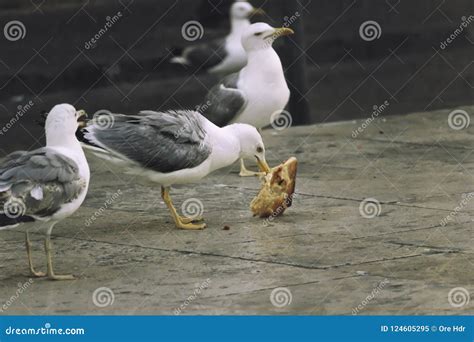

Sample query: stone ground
[0,107,473,315]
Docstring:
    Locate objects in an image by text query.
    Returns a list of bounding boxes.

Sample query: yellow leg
[44,228,75,281]
[161,187,206,230]
[25,232,46,277]
[239,158,264,177]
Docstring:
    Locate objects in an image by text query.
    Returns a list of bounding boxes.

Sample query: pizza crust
[250,157,298,218]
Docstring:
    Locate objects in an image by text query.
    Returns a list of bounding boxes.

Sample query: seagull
[0,104,89,280]
[199,22,293,176]
[81,109,270,230]
[170,1,264,75]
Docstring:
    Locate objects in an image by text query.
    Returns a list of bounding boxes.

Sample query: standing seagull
[0,104,89,280]
[200,23,293,176]
[170,1,264,75]
[82,109,270,230]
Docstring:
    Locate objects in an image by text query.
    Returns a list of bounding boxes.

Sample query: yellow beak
[249,8,265,17]
[77,109,88,128]
[274,27,295,37]
[256,157,271,173]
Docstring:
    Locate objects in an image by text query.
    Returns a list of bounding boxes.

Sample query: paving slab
[0,107,473,315]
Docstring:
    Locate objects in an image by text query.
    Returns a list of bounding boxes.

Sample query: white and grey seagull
[170,1,264,75]
[82,109,271,230]
[199,22,293,176]
[0,104,89,280]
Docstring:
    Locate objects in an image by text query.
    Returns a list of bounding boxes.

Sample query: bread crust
[250,157,298,218]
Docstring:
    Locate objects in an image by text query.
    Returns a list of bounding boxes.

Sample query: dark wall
[0,0,473,150]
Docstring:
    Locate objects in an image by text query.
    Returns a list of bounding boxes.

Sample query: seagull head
[232,123,271,173]
[45,104,87,145]
[230,2,265,20]
[241,23,294,51]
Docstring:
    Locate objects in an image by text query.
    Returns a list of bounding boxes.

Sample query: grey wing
[0,148,85,227]
[200,72,247,127]
[184,38,227,70]
[83,110,212,173]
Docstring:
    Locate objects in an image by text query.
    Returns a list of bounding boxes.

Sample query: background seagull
[170,1,264,75]
[0,104,89,280]
[200,22,293,176]
[82,109,270,230]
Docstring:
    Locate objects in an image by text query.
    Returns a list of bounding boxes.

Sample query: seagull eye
[254,32,264,36]
[256,146,263,153]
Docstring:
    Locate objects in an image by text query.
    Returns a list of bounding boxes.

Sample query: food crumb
[223,225,230,230]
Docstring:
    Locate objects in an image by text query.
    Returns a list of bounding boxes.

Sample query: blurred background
[0,0,472,150]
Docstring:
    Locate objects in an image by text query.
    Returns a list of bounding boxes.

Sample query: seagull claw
[176,221,207,230]
[48,274,76,281]
[180,216,204,224]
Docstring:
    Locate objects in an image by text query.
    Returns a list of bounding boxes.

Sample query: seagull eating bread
[200,22,293,176]
[82,109,271,230]
[0,104,89,280]
[251,157,297,218]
